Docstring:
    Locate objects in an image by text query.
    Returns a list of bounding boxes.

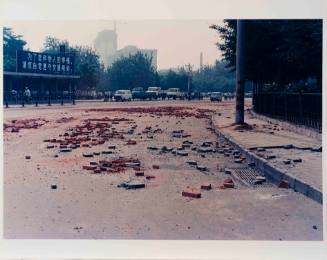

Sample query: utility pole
[235,19,246,124]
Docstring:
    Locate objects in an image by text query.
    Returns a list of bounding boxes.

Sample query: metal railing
[4,91,76,107]
[253,92,322,131]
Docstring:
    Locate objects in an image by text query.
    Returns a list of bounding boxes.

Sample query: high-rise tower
[94,29,118,67]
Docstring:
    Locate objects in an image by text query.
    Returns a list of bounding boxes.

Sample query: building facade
[94,30,118,67]
[108,45,157,69]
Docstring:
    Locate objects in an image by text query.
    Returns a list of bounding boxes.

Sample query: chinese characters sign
[16,50,75,75]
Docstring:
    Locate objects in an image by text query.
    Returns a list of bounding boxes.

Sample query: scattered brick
[135,171,144,177]
[201,184,212,190]
[182,190,201,198]
[223,178,235,188]
[278,180,289,189]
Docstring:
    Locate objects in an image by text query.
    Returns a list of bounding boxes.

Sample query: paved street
[3,100,323,240]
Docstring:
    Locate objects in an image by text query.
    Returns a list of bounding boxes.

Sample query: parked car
[210,92,223,102]
[132,87,147,100]
[114,90,132,101]
[166,88,184,100]
[146,87,162,100]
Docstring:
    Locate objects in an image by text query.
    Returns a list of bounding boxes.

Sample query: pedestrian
[24,86,31,104]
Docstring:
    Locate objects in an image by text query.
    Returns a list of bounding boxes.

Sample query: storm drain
[230,167,275,188]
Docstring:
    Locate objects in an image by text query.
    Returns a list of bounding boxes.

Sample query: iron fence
[253,92,322,131]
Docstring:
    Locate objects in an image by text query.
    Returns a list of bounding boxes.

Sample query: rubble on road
[4,118,49,133]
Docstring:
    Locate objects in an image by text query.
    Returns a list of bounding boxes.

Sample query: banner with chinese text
[16,50,75,75]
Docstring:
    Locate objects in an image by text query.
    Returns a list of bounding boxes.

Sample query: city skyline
[4,20,223,70]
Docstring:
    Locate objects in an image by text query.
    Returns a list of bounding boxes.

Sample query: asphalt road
[3,100,323,239]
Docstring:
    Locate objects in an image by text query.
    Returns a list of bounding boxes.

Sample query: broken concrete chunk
[102,150,113,155]
[187,160,197,166]
[47,144,55,149]
[60,148,72,153]
[283,159,291,165]
[196,165,207,171]
[83,152,94,157]
[293,158,302,163]
[177,151,188,156]
[234,158,243,163]
[148,146,159,150]
[254,176,266,185]
[125,182,145,189]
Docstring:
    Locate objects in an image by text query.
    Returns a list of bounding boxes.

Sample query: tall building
[94,30,118,67]
[200,52,203,70]
[108,45,157,69]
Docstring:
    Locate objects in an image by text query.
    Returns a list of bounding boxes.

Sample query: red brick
[182,190,201,198]
[201,184,212,190]
[135,171,144,176]
[223,178,234,188]
[83,165,97,170]
[278,180,289,189]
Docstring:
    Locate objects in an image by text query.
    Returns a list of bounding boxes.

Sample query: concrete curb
[210,115,322,204]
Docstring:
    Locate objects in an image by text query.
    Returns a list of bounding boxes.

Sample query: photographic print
[2,19,323,241]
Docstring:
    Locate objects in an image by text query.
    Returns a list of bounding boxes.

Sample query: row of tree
[210,19,322,93]
[4,20,322,94]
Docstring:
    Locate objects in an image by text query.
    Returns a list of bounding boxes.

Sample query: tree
[107,52,156,91]
[42,36,103,90]
[3,27,27,71]
[210,20,322,93]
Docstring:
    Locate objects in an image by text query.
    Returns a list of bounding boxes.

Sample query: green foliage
[159,68,189,91]
[210,20,322,92]
[107,52,156,91]
[42,36,102,90]
[3,27,27,71]
[192,61,236,92]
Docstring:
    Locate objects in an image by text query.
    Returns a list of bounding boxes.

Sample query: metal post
[72,80,76,105]
[235,19,246,124]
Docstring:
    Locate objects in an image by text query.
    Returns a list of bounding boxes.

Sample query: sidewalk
[211,105,322,203]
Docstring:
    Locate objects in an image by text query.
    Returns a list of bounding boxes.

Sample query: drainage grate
[230,167,275,188]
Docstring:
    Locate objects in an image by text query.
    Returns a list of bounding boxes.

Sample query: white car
[210,92,223,102]
[166,88,184,99]
[114,90,132,101]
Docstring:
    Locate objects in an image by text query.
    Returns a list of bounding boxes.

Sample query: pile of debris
[4,118,49,133]
[44,117,136,151]
[86,106,213,119]
[56,117,75,123]
[82,156,142,174]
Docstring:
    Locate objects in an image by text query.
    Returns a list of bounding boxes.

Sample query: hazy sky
[4,20,223,70]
